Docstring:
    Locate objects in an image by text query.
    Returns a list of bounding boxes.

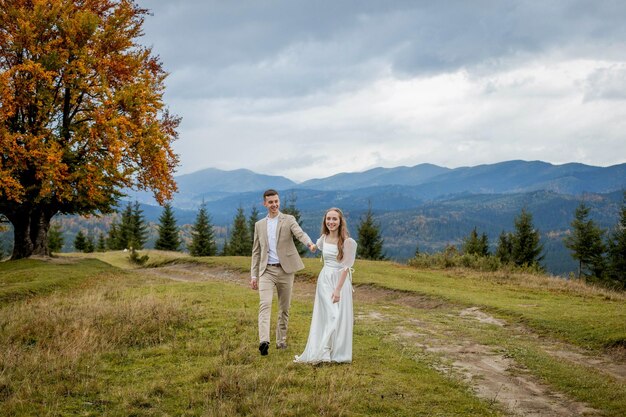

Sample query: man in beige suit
[250,189,316,356]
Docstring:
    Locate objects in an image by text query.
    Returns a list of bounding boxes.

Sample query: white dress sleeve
[316,235,325,253]
[340,238,357,271]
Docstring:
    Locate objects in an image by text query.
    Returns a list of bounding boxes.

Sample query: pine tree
[226,206,252,256]
[248,205,260,246]
[118,202,134,249]
[155,203,181,251]
[221,238,230,256]
[107,221,121,250]
[462,227,489,256]
[511,209,544,268]
[84,235,95,253]
[357,205,385,260]
[114,201,147,250]
[189,203,217,256]
[281,193,306,255]
[74,230,87,252]
[495,231,513,264]
[97,233,107,252]
[606,192,626,288]
[131,201,148,249]
[563,202,606,278]
[48,223,64,253]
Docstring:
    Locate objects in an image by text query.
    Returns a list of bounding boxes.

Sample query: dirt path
[143,263,624,417]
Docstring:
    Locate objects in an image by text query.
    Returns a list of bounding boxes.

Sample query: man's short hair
[263,189,279,200]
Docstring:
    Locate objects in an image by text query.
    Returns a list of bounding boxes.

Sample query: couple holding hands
[250,189,357,363]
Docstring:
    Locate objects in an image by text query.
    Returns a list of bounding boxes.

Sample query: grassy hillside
[1,253,624,416]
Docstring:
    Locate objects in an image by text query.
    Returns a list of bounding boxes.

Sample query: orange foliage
[0,0,179,213]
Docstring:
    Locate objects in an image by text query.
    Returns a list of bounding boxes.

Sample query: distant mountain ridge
[44,160,625,276]
[298,163,450,190]
[176,168,295,193]
[154,160,626,209]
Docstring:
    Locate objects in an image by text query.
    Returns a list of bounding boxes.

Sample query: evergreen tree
[107,221,121,250]
[155,203,181,251]
[74,230,87,252]
[495,231,513,264]
[462,227,489,256]
[114,201,147,250]
[248,205,260,246]
[281,193,306,255]
[118,202,134,249]
[563,202,606,278]
[97,232,107,252]
[226,206,252,256]
[606,192,626,288]
[511,209,544,268]
[131,201,148,249]
[84,235,95,253]
[221,238,230,256]
[189,203,217,256]
[48,223,64,253]
[357,205,385,260]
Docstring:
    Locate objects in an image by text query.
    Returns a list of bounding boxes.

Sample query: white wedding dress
[294,235,357,364]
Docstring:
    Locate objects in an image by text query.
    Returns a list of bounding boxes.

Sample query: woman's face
[325,210,341,232]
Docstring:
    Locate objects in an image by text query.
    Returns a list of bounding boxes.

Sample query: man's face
[263,194,280,216]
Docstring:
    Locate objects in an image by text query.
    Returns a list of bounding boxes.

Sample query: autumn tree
[0,1,179,259]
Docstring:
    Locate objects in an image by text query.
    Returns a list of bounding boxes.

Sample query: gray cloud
[139,1,626,180]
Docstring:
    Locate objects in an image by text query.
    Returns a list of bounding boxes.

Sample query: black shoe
[259,341,269,356]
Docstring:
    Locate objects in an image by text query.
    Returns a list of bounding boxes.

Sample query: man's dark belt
[268,263,281,267]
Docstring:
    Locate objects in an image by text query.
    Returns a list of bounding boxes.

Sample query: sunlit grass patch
[0,258,113,304]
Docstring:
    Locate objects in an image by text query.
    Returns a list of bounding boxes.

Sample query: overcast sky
[141,0,626,182]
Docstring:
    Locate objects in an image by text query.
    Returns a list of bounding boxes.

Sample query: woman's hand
[331,289,341,303]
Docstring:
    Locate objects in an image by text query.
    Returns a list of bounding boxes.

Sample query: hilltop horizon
[173,159,626,184]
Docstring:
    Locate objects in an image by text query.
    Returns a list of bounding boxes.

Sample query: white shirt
[267,214,280,264]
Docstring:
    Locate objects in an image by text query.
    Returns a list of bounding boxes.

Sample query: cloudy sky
[141,0,626,182]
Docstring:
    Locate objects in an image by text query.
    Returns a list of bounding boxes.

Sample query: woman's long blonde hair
[321,207,349,261]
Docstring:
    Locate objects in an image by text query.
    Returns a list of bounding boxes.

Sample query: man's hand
[308,243,317,253]
[250,277,258,290]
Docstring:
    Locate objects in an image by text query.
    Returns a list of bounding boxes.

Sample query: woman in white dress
[294,207,357,364]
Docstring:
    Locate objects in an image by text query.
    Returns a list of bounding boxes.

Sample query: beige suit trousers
[258,264,294,345]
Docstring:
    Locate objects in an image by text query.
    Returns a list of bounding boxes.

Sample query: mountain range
[126,160,626,213]
[42,160,626,275]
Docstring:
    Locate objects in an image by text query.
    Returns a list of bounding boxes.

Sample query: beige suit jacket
[251,213,313,278]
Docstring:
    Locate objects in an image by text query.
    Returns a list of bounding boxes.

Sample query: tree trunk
[9,207,54,260]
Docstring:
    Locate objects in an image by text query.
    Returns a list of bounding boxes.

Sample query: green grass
[185,256,626,351]
[2,253,624,416]
[0,258,114,304]
[0,259,502,416]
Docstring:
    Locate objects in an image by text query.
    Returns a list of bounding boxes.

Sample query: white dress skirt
[294,236,357,364]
